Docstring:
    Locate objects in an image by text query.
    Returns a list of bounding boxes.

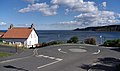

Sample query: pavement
[0,44,120,71]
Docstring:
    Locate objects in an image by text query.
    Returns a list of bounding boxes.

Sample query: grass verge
[0,52,12,57]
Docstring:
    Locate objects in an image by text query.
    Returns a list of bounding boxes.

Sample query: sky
[0,0,120,30]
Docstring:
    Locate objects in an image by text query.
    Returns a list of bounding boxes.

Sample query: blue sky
[0,0,120,30]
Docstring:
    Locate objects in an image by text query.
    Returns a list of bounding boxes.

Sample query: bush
[41,42,48,47]
[0,38,2,42]
[102,39,120,47]
[84,38,96,45]
[67,36,79,43]
[48,41,58,45]
[48,41,63,46]
[40,41,64,47]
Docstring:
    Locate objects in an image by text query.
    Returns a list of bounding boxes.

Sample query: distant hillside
[74,25,120,31]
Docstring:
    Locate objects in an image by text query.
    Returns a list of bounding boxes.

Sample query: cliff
[74,25,120,31]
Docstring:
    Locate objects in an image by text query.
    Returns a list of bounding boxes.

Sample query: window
[34,34,36,38]
[31,34,32,38]
[29,41,31,45]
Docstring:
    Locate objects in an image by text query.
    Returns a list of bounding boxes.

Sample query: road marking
[49,57,55,60]
[36,55,44,57]
[36,55,63,61]
[0,56,30,63]
[69,49,87,53]
[0,49,37,63]
[33,49,38,56]
[88,62,101,71]
[55,58,63,61]
[34,49,63,69]
[58,48,67,53]
[92,62,100,65]
[37,60,61,69]
[92,49,100,55]
[79,46,86,48]
[43,55,49,58]
[36,54,63,69]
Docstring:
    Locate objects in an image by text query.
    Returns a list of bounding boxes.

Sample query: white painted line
[35,49,39,56]
[92,49,100,55]
[38,55,44,57]
[88,62,101,71]
[0,56,30,63]
[33,49,39,56]
[79,46,85,48]
[43,55,49,58]
[92,62,101,65]
[58,48,67,53]
[0,49,37,63]
[58,48,61,51]
[36,55,43,57]
[35,53,63,69]
[36,55,62,61]
[33,49,36,55]
[37,60,61,69]
[49,57,55,60]
[55,58,63,61]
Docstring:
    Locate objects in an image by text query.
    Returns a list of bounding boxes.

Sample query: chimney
[31,24,34,29]
[9,24,13,29]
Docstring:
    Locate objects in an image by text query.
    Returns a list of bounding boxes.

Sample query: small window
[31,34,32,38]
[29,41,31,45]
[34,34,36,38]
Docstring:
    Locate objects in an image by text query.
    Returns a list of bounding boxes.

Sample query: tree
[67,36,79,43]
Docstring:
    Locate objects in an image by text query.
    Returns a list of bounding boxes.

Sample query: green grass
[0,52,12,57]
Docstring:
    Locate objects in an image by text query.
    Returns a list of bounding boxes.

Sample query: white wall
[2,29,38,48]
[26,29,38,48]
[3,38,26,47]
[3,39,26,44]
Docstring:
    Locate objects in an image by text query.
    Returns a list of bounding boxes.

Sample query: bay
[37,30,120,44]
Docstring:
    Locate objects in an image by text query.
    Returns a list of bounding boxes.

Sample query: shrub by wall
[102,39,120,47]
[84,38,96,45]
[67,36,79,43]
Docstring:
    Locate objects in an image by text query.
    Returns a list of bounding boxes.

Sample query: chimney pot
[10,24,13,29]
[31,24,34,29]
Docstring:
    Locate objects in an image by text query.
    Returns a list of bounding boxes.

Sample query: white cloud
[20,0,98,16]
[102,2,107,8]
[51,0,120,28]
[18,3,59,16]
[60,11,120,28]
[65,9,69,15]
[51,0,98,13]
[0,22,7,26]
[20,0,120,29]
[51,0,83,4]
[23,0,37,3]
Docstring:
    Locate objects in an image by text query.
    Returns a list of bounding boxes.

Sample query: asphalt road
[0,45,18,53]
[0,44,120,71]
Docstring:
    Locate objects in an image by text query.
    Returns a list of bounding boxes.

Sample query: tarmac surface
[0,44,120,71]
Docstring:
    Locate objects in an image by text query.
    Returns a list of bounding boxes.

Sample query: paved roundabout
[0,44,120,71]
[69,48,87,52]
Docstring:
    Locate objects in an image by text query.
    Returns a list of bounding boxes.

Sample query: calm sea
[37,30,120,44]
[1,30,120,44]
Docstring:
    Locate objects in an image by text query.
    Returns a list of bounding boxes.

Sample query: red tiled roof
[2,28,33,39]
[0,32,4,37]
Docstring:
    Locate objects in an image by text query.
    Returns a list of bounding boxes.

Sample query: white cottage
[2,24,38,48]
